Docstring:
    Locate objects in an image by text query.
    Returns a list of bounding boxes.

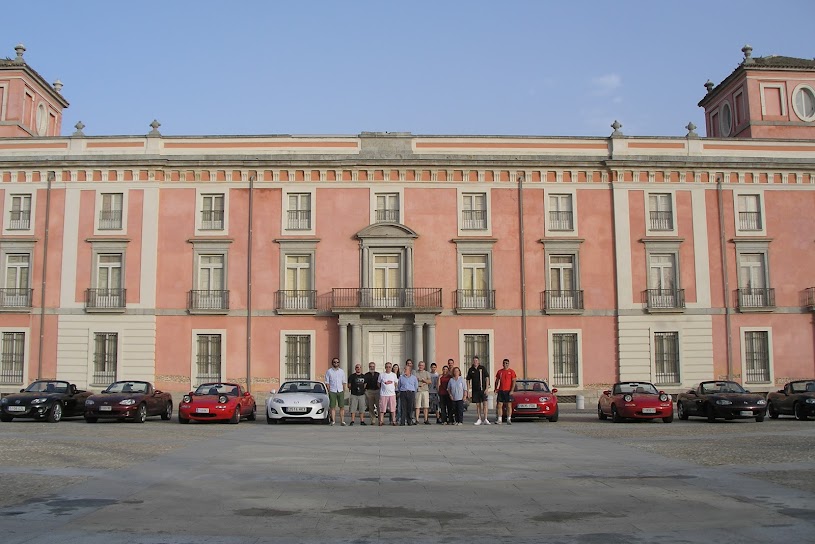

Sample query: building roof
[0,50,70,108]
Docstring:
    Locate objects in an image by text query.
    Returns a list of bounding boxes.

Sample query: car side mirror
[244,391,251,397]
[270,389,277,395]
[19,389,25,393]
[779,390,786,395]
[687,390,696,395]
[602,390,610,396]
[551,388,558,394]
[154,390,162,395]
[745,389,750,393]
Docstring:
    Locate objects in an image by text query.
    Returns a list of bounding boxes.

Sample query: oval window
[36,103,48,136]
[720,102,732,137]
[792,85,815,122]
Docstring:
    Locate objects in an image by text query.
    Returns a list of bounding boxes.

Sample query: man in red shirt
[494,358,517,424]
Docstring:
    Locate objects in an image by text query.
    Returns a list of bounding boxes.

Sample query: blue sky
[13,1,814,138]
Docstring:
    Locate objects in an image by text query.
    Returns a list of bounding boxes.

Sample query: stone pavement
[0,409,813,543]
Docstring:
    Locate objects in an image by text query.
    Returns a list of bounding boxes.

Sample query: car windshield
[195,383,239,396]
[25,381,69,394]
[279,382,326,394]
[791,381,815,393]
[514,381,550,393]
[613,383,658,395]
[105,381,149,394]
[700,381,746,394]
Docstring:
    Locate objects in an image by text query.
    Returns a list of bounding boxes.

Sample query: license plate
[196,408,210,414]
[517,403,537,409]
[7,406,25,412]
[642,408,656,414]
[100,406,113,411]
[288,407,308,413]
[739,410,753,416]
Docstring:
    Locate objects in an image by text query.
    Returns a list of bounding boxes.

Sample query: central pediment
[356,223,418,240]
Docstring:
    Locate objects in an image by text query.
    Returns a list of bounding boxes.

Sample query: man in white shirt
[325,357,347,426]
[377,362,398,426]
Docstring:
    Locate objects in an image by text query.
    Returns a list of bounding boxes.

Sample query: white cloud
[590,73,622,96]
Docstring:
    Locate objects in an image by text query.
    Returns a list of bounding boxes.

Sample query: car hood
[3,392,62,404]
[269,393,326,405]
[187,394,236,405]
[88,393,145,403]
[709,393,764,402]
[513,392,555,400]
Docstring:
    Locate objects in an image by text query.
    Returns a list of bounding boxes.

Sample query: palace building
[1,44,814,399]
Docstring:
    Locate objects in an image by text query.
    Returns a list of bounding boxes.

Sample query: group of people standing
[324,356,518,427]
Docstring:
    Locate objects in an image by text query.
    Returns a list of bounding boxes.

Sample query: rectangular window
[551,333,578,387]
[458,254,492,309]
[461,193,487,230]
[546,255,581,310]
[464,334,490,372]
[196,334,222,383]
[192,255,227,310]
[284,335,311,381]
[99,193,123,230]
[0,332,24,384]
[648,194,673,231]
[201,194,225,230]
[92,333,117,386]
[549,194,574,231]
[287,193,311,230]
[744,331,770,383]
[3,254,31,308]
[375,193,400,223]
[738,194,762,231]
[282,255,313,309]
[648,254,679,308]
[97,254,123,290]
[654,332,680,384]
[9,195,31,230]
[737,252,772,308]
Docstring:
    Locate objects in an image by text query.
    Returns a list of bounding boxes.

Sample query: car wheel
[548,407,559,423]
[677,401,688,420]
[178,414,189,424]
[161,402,173,421]
[705,404,716,422]
[755,414,765,422]
[611,405,623,423]
[767,402,779,419]
[247,404,257,421]
[229,405,241,424]
[597,403,607,421]
[266,413,275,424]
[794,402,809,421]
[47,402,63,423]
[84,416,98,423]
[662,414,674,423]
[134,404,147,423]
[0,414,13,423]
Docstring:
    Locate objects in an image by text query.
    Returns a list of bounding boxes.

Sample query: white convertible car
[266,380,330,424]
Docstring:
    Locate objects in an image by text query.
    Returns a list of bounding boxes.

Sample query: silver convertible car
[266,380,330,424]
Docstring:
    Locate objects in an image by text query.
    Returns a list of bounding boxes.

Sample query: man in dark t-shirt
[348,364,368,425]
[363,362,380,425]
[466,356,490,425]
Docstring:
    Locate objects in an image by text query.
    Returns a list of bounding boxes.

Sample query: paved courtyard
[1,407,814,543]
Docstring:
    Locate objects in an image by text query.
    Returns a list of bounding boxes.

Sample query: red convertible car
[84,381,173,423]
[178,382,257,424]
[510,380,559,422]
[598,382,674,423]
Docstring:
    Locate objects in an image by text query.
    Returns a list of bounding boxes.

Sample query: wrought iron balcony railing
[98,209,123,230]
[739,211,762,231]
[8,210,30,230]
[806,287,815,310]
[0,288,33,309]
[645,288,686,310]
[461,209,487,230]
[649,210,674,231]
[542,290,584,312]
[737,287,775,310]
[287,210,311,230]
[0,357,24,384]
[549,210,574,231]
[455,289,496,311]
[276,290,317,311]
[91,370,116,387]
[375,209,400,223]
[200,210,225,230]
[85,288,126,309]
[332,288,442,310]
[188,290,230,311]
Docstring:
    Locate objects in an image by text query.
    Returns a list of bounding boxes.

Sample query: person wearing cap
[325,357,347,426]
[347,363,367,426]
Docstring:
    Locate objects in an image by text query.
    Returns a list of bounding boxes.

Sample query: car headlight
[310,399,321,404]
[182,395,191,403]
[659,394,669,402]
[119,399,136,406]
[0,397,8,404]
[274,398,285,404]
[715,399,732,405]
[218,395,228,404]
[85,399,95,406]
[539,396,550,402]
[806,398,815,404]
[31,398,48,405]
[756,399,766,405]
[623,394,633,402]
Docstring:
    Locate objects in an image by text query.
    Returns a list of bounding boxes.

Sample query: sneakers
[341,421,347,426]
[424,420,431,425]
[330,421,335,426]
[474,419,482,425]
[495,418,502,425]
[507,418,512,425]
[349,421,355,426]
[484,419,491,425]
[360,421,367,426]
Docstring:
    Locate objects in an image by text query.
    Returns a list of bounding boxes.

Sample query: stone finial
[742,44,754,64]
[148,119,161,136]
[704,80,715,93]
[13,43,25,64]
[610,120,623,137]
[72,121,85,136]
[53,79,63,93]
[685,122,698,139]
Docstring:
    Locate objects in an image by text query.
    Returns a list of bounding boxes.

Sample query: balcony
[542,290,584,314]
[461,209,487,230]
[188,290,230,313]
[200,210,224,231]
[8,210,30,230]
[644,288,686,312]
[98,209,123,230]
[739,211,762,231]
[332,288,442,313]
[649,211,673,231]
[807,287,815,311]
[375,209,400,223]
[737,288,775,312]
[276,290,317,313]
[549,210,574,231]
[0,288,33,311]
[287,210,311,230]
[455,289,496,312]
[85,288,126,312]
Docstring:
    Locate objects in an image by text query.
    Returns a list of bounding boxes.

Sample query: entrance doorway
[368,332,406,373]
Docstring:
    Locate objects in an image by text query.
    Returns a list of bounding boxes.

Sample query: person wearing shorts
[466,356,490,425]
[414,361,432,424]
[377,362,398,426]
[347,363,367,425]
[363,362,380,425]
[325,357,346,426]
[494,358,517,424]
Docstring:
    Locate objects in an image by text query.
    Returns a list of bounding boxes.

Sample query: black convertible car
[0,380,91,422]
[676,381,766,422]
[766,380,815,420]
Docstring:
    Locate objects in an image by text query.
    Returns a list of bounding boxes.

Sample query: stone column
[413,322,424,363]
[338,322,349,373]
[426,322,436,365]
[351,323,362,368]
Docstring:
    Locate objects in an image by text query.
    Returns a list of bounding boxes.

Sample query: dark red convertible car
[766,379,815,420]
[178,382,256,424]
[84,381,173,423]
[598,382,674,423]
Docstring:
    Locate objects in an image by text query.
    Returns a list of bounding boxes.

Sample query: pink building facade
[1,45,814,401]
